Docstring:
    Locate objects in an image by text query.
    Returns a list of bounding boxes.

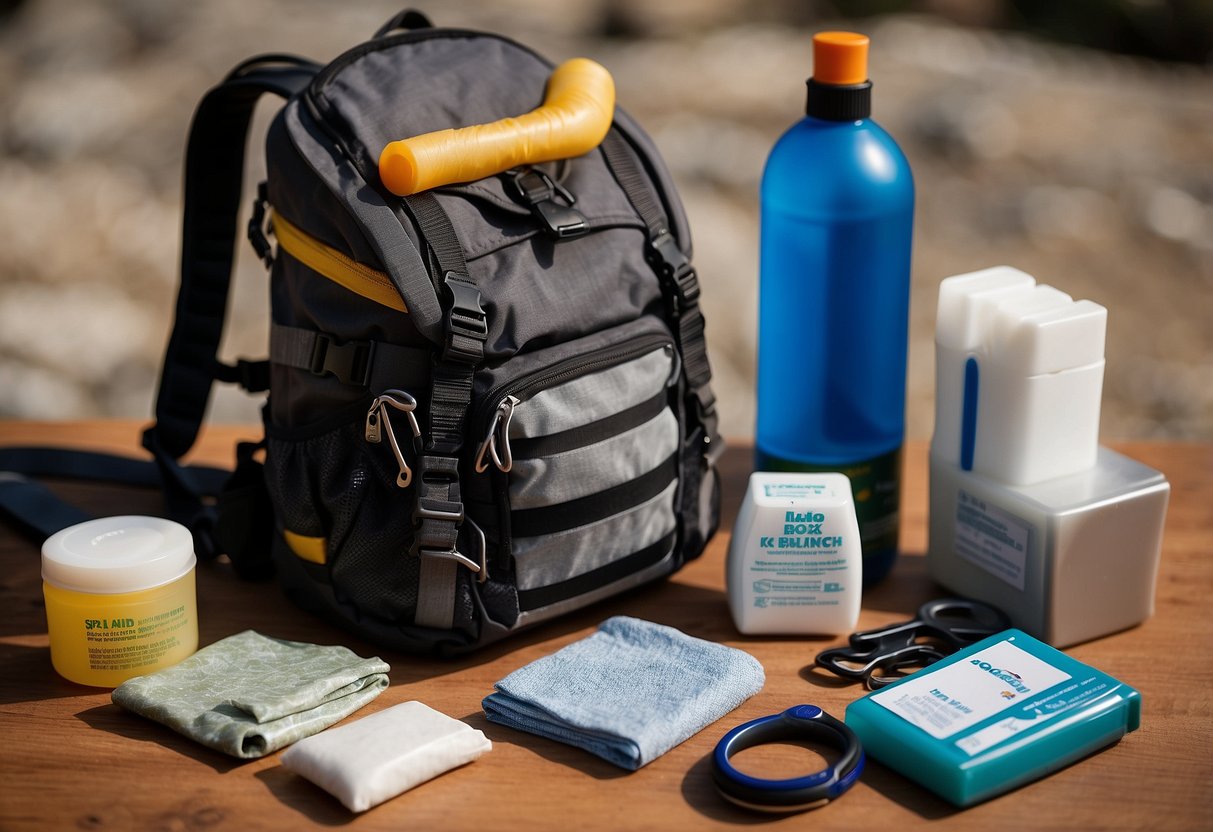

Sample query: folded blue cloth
[482,616,764,770]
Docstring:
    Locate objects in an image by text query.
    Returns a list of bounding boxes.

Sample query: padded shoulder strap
[144,55,319,463]
[136,56,319,557]
[0,57,318,559]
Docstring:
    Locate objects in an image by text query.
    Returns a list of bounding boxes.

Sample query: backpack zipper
[472,334,674,474]
[271,210,407,313]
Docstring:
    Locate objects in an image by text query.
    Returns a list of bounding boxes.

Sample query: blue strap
[0,447,230,541]
[0,476,91,540]
[136,57,317,557]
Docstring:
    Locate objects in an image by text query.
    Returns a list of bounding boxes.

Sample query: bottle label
[757,448,901,567]
[954,489,1031,591]
[746,507,851,609]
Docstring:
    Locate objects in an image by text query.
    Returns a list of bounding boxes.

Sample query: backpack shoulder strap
[140,55,320,558]
[0,57,318,563]
[144,55,318,464]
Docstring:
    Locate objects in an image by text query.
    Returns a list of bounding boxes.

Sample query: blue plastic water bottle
[756,32,914,586]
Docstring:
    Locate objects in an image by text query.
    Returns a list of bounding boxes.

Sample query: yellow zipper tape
[271,211,408,313]
[282,529,328,565]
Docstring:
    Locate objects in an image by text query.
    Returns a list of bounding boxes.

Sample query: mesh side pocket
[264,413,422,624]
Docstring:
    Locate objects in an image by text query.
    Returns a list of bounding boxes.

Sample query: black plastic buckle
[213,358,271,393]
[247,182,274,267]
[309,334,375,386]
[649,231,701,315]
[443,272,487,339]
[441,272,488,364]
[509,168,588,240]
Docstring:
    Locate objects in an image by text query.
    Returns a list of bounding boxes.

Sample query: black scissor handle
[813,598,1011,687]
[916,598,1012,647]
[815,642,948,684]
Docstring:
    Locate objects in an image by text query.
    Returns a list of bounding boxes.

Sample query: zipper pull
[365,389,422,488]
[474,395,519,474]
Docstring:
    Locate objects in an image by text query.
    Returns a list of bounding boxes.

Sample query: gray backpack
[0,11,722,656]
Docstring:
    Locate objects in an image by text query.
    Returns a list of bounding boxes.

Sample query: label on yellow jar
[83,604,190,672]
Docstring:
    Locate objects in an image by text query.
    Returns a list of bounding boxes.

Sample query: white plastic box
[928,267,1169,646]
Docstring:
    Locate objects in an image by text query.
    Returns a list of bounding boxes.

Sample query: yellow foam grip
[378,58,616,196]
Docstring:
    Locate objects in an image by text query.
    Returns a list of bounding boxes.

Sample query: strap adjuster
[441,271,488,364]
[415,499,465,523]
[649,231,701,315]
[247,182,274,267]
[443,272,487,339]
[309,334,375,386]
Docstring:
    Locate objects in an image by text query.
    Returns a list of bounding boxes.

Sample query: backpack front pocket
[472,318,682,622]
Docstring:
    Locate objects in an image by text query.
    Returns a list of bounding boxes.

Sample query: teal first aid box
[845,629,1140,806]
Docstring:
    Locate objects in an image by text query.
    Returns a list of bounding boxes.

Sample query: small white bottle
[727,473,862,635]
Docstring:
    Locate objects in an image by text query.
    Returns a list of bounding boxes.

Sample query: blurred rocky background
[1,0,1210,442]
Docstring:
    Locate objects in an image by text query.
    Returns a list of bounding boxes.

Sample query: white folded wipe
[280,700,491,812]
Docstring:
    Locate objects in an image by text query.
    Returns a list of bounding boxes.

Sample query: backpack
[0,10,722,656]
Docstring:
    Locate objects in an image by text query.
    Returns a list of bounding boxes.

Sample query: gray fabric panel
[474,225,660,360]
[283,101,443,344]
[511,347,673,439]
[473,316,669,404]
[414,557,456,630]
[512,481,677,591]
[514,548,676,627]
[508,409,678,510]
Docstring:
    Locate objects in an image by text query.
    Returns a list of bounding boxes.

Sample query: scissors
[814,598,1010,690]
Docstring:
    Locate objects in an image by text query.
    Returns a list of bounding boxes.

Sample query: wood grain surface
[1,421,1209,831]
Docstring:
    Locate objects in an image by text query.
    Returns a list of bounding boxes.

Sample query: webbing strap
[134,55,318,555]
[401,192,486,630]
[600,131,721,460]
[270,323,431,390]
[0,447,230,540]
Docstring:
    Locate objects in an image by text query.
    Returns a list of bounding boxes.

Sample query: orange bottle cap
[812,31,869,86]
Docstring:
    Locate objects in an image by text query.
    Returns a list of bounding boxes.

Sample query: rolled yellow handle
[378,58,616,196]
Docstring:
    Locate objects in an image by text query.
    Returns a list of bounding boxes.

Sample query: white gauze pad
[280,700,491,812]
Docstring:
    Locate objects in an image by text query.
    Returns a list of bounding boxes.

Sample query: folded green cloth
[112,630,390,759]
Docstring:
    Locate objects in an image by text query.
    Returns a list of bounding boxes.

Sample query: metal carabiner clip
[474,395,519,474]
[365,389,422,488]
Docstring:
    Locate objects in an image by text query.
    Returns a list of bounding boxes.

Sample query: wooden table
[1,422,1209,831]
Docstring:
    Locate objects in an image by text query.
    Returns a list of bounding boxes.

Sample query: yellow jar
[42,516,199,687]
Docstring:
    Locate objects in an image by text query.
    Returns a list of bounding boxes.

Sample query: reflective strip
[271,211,408,313]
[512,480,677,591]
[507,409,678,510]
[517,530,676,612]
[283,529,327,564]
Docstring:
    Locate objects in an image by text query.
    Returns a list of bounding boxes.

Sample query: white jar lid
[42,516,196,593]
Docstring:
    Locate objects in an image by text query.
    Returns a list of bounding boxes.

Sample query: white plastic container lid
[41,516,196,594]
